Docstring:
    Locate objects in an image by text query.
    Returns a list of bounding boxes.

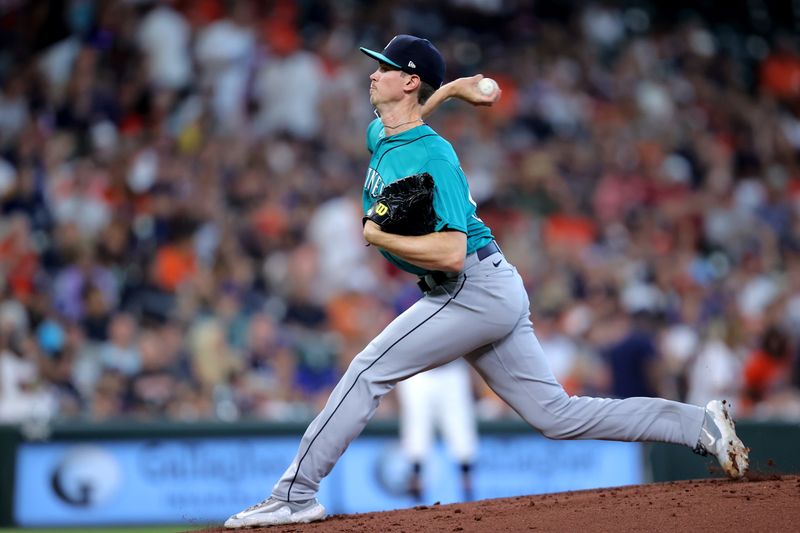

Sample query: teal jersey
[362,118,494,275]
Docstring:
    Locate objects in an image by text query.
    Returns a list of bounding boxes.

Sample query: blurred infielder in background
[225,34,750,528]
[397,359,477,502]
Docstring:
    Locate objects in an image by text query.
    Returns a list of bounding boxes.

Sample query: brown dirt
[193,475,800,533]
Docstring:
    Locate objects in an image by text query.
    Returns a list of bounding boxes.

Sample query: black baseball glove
[364,172,438,236]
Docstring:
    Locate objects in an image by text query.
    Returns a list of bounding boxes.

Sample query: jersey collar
[381,122,432,142]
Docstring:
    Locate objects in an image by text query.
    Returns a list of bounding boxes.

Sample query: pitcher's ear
[406,74,421,90]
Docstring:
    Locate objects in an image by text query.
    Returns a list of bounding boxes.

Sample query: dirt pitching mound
[196,475,800,532]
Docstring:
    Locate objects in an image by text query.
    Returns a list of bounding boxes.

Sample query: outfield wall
[0,420,797,527]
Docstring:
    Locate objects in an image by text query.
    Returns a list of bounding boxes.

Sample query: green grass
[0,527,194,533]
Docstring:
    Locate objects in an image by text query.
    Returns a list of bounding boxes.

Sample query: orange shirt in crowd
[760,52,800,99]
[0,232,38,302]
[153,244,197,292]
[741,350,793,413]
[543,214,596,249]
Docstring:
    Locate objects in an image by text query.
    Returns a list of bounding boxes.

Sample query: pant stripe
[286,276,467,500]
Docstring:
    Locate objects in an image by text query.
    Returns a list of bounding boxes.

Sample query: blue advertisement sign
[14,434,643,526]
[337,437,643,513]
[14,437,310,526]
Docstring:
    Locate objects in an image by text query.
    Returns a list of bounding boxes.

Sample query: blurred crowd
[1,0,800,425]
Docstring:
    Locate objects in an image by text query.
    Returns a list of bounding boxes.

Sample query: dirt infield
[197,475,800,532]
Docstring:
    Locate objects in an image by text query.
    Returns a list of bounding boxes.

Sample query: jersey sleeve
[420,159,470,234]
[365,118,383,154]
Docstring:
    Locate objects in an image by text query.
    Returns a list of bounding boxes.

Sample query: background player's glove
[364,172,438,236]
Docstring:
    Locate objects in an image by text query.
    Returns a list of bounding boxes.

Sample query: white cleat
[224,497,326,528]
[696,400,749,479]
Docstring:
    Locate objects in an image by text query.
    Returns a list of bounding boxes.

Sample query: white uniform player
[397,359,477,501]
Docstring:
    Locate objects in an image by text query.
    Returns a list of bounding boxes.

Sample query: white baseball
[477,77,498,95]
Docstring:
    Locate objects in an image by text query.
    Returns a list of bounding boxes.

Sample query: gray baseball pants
[273,249,705,501]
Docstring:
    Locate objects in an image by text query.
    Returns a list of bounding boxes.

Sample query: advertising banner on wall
[14,437,311,526]
[14,435,643,526]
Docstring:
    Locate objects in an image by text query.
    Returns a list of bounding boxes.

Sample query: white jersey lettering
[364,167,385,198]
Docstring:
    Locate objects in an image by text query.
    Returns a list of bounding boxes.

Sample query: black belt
[417,241,501,293]
[476,240,500,261]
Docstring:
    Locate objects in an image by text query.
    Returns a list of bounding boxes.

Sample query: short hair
[417,81,436,105]
[399,70,436,105]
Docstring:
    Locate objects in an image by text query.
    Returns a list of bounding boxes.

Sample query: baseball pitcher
[225,34,749,528]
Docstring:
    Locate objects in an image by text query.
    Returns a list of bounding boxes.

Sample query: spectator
[602,311,665,399]
[136,1,192,91]
[741,325,794,415]
[128,327,180,417]
[237,312,295,418]
[98,312,141,377]
[0,1,797,422]
[38,320,85,418]
[194,0,256,133]
[534,308,584,395]
[685,322,744,414]
[0,326,55,423]
[253,18,325,139]
[187,316,241,392]
[52,243,118,322]
[0,214,39,304]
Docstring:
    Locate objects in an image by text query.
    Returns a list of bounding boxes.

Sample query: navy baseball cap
[360,34,445,88]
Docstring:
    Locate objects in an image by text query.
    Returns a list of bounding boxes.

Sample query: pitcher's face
[369,63,410,107]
